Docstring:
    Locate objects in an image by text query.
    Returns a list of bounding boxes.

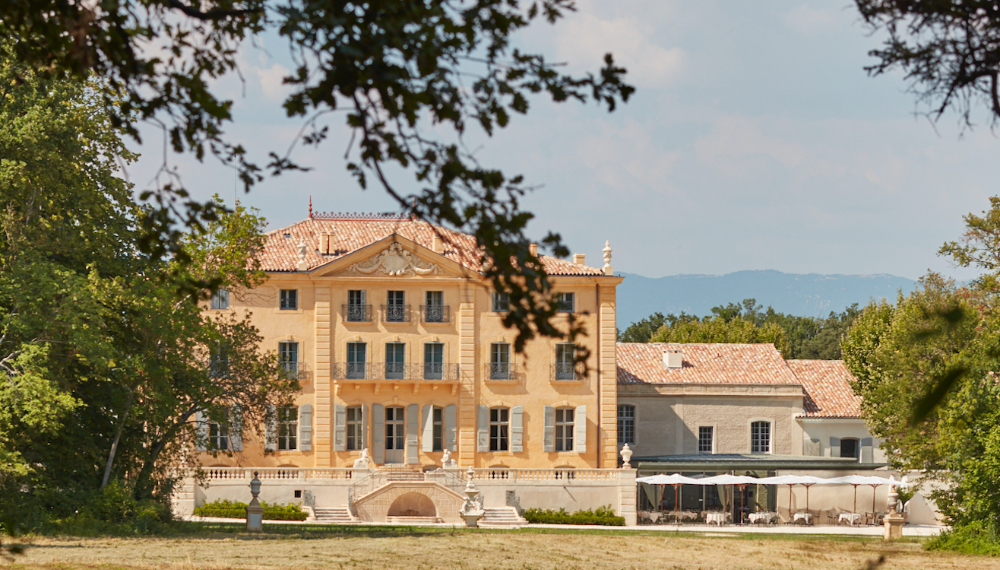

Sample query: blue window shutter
[299,404,312,451]
[444,404,457,452]
[511,406,523,453]
[372,404,385,464]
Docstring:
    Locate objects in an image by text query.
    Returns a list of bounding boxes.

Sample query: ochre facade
[201,215,622,470]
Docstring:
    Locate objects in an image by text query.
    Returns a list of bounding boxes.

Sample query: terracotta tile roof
[786,360,863,418]
[616,343,800,385]
[259,215,605,276]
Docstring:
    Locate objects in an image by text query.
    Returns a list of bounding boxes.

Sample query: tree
[840,197,1000,534]
[621,299,860,359]
[0,60,296,525]
[2,3,634,356]
[857,1,1000,126]
[650,315,791,357]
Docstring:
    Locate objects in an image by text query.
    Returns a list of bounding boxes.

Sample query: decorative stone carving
[353,448,372,469]
[602,241,613,276]
[459,467,485,527]
[441,449,457,469]
[297,239,308,272]
[620,443,633,469]
[347,242,441,276]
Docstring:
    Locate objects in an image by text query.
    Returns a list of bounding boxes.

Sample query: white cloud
[553,12,685,89]
[254,62,292,103]
[781,3,846,35]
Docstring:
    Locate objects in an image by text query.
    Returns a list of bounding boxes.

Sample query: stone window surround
[697,424,716,454]
[748,418,773,455]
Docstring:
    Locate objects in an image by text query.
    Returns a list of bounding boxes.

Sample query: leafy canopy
[1,0,635,356]
[620,299,860,360]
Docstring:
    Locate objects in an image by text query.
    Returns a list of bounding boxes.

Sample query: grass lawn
[8,524,995,570]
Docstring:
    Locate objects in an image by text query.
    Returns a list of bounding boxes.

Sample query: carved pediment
[346,242,442,277]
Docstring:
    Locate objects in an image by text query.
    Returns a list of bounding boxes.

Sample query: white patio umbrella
[635,473,703,519]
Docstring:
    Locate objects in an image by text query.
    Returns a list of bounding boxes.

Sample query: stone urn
[458,467,485,527]
[620,444,633,469]
[883,485,906,539]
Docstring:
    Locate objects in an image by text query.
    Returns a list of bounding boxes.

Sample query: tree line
[618,300,861,360]
[0,54,296,532]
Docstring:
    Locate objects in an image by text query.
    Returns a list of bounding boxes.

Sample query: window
[385,291,406,322]
[208,412,230,451]
[617,405,635,445]
[347,342,367,379]
[490,407,509,451]
[751,421,771,454]
[278,341,299,377]
[840,437,860,459]
[554,343,576,380]
[385,406,405,451]
[209,343,230,379]
[490,343,511,380]
[346,290,368,322]
[277,406,298,451]
[556,292,574,313]
[424,342,444,380]
[385,342,405,380]
[433,407,444,452]
[346,406,364,451]
[698,426,714,454]
[492,291,510,312]
[555,408,575,451]
[280,289,298,310]
[425,291,445,322]
[210,288,229,310]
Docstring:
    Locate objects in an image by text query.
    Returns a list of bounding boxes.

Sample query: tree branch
[164,0,262,21]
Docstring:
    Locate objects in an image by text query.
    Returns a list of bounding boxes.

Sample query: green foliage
[625,299,860,360]
[193,499,309,521]
[521,505,625,526]
[840,197,1000,546]
[926,521,1000,556]
[1,0,633,356]
[0,56,297,529]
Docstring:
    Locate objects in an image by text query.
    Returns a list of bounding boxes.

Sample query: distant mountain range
[615,270,916,329]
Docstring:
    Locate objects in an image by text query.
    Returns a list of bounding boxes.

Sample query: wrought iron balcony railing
[279,361,309,380]
[333,362,460,381]
[343,304,373,323]
[485,362,520,381]
[420,304,450,323]
[381,304,411,323]
[551,363,587,381]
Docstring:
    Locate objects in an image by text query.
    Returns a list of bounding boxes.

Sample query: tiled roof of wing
[616,343,799,385]
[786,360,863,418]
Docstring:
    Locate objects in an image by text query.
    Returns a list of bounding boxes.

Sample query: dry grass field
[6,528,999,570]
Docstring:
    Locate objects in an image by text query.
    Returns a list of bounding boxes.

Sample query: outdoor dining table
[839,512,863,526]
[792,511,813,525]
[705,512,728,526]
[748,512,776,525]
[648,512,662,523]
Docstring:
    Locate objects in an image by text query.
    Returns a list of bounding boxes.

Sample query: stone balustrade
[201,467,358,481]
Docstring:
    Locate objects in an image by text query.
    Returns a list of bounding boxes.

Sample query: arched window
[617,405,635,445]
[750,421,771,454]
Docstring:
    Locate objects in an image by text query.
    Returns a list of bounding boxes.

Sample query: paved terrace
[181,515,944,536]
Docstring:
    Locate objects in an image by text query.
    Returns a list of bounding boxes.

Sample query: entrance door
[385,406,405,463]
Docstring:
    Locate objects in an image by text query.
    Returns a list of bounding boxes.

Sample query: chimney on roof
[318,232,329,255]
[432,233,443,254]
[662,349,683,369]
[573,253,585,265]
[529,243,538,257]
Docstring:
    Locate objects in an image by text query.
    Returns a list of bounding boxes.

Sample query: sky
[125,0,1000,282]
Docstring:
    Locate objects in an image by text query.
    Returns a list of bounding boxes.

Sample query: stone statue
[442,448,457,468]
[352,447,371,469]
[296,239,308,271]
[602,241,613,276]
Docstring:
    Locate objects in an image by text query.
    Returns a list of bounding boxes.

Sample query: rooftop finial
[602,240,613,276]
[308,196,313,219]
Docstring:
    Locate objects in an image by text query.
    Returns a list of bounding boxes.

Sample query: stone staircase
[313,507,355,523]
[480,507,527,528]
[386,516,442,525]
[383,466,425,482]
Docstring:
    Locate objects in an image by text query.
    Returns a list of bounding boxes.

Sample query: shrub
[926,521,1000,555]
[193,499,309,521]
[522,505,625,526]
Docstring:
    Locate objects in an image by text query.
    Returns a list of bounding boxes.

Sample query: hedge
[522,505,625,526]
[193,499,309,521]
